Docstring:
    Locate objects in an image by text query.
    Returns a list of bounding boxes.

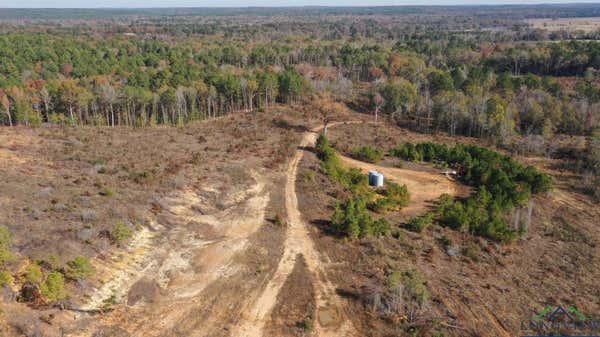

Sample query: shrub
[46,254,61,270]
[386,270,402,288]
[405,213,434,233]
[351,146,384,163]
[0,226,14,267]
[99,188,114,197]
[0,271,12,286]
[370,182,410,213]
[331,198,391,238]
[402,269,429,306]
[462,244,481,261]
[331,198,369,238]
[273,214,286,227]
[129,171,152,184]
[0,226,11,249]
[371,218,391,237]
[40,271,66,302]
[102,295,117,306]
[300,170,315,183]
[111,221,133,245]
[0,248,14,268]
[65,256,94,280]
[391,143,422,162]
[188,152,203,165]
[296,317,313,332]
[438,235,452,247]
[24,264,43,284]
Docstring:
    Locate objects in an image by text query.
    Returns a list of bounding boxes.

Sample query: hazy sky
[1,0,599,7]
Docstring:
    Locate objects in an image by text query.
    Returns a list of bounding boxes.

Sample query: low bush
[0,271,12,286]
[331,197,390,238]
[351,146,384,163]
[273,214,286,227]
[370,182,410,213]
[405,213,434,233]
[438,235,452,247]
[111,221,134,245]
[0,226,14,268]
[24,264,43,284]
[129,171,152,184]
[40,271,66,302]
[99,188,114,197]
[390,143,423,162]
[0,226,11,249]
[65,256,94,280]
[402,269,429,306]
[462,244,481,261]
[300,170,315,183]
[296,317,314,332]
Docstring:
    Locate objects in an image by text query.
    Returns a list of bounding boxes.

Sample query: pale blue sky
[2,0,600,8]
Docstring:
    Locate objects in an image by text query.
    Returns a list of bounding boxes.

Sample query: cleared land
[0,112,598,337]
[527,17,600,32]
[339,154,469,216]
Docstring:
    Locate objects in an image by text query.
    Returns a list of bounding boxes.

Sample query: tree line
[0,29,598,136]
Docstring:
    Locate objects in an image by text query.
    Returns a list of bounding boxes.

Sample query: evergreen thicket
[393,142,552,241]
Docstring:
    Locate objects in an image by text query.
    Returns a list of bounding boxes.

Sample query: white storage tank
[374,172,384,187]
[368,170,384,187]
[368,170,378,186]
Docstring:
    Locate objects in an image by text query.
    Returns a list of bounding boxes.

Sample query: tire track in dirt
[234,122,359,337]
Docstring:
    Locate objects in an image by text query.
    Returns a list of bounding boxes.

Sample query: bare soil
[263,256,316,337]
[0,107,311,337]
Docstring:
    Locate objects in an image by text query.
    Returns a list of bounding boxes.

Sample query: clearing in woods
[338,155,470,216]
[526,17,600,32]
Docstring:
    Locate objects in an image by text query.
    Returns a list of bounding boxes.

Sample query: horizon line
[2,2,600,9]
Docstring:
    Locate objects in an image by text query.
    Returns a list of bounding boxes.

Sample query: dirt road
[235,123,358,337]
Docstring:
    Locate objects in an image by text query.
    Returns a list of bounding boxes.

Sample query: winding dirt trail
[235,122,358,337]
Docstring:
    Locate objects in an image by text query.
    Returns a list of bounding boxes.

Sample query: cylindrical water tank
[368,170,378,186]
[374,172,384,187]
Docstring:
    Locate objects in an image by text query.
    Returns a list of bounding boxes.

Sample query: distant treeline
[0,17,598,138]
[2,5,600,20]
